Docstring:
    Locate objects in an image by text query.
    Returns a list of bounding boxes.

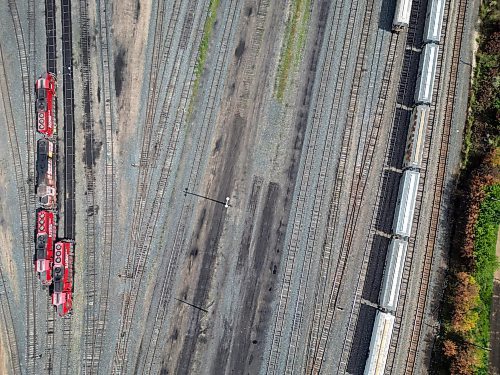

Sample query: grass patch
[188,0,221,115]
[274,0,311,102]
[434,1,500,373]
[470,184,500,374]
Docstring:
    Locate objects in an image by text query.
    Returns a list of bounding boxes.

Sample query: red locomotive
[35,73,56,137]
[33,73,75,316]
[52,241,73,316]
[35,210,55,286]
[36,139,57,209]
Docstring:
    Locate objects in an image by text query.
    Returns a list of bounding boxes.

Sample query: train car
[423,0,445,43]
[36,139,57,209]
[393,170,420,238]
[35,73,57,137]
[364,311,395,375]
[403,105,429,170]
[52,241,73,316]
[379,239,408,312]
[35,210,55,286]
[393,0,413,30]
[415,44,439,104]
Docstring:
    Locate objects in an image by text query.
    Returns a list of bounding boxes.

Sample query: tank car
[52,241,73,316]
[37,139,57,209]
[403,105,429,170]
[35,210,55,286]
[423,0,445,43]
[393,170,420,238]
[415,44,439,104]
[35,73,56,137]
[364,311,395,375]
[393,0,413,30]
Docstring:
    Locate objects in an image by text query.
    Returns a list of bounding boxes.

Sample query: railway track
[61,0,76,239]
[111,1,214,371]
[303,1,392,372]
[77,0,99,371]
[0,14,37,372]
[398,0,467,372]
[123,0,184,278]
[123,0,198,281]
[87,0,117,371]
[0,266,22,375]
[58,316,73,375]
[44,297,55,374]
[265,0,375,371]
[138,0,242,372]
[333,33,402,375]
[45,0,57,73]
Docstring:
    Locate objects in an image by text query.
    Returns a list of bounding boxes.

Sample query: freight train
[34,73,74,317]
[364,0,445,373]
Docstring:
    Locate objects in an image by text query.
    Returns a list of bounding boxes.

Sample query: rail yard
[0,0,480,373]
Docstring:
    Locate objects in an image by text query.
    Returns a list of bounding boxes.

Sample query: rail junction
[0,0,480,373]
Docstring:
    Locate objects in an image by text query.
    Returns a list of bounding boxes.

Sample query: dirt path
[489,229,500,375]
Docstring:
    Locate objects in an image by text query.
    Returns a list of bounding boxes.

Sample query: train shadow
[387,106,411,169]
[362,234,391,303]
[374,169,401,233]
[378,0,396,32]
[346,304,378,374]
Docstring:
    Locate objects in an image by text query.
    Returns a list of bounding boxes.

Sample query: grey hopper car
[364,311,395,375]
[403,105,429,170]
[379,239,408,312]
[393,0,413,30]
[393,170,420,238]
[415,44,439,104]
[423,0,446,43]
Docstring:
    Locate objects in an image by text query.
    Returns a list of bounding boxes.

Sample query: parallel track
[123,0,184,278]
[266,0,375,371]
[42,0,57,372]
[44,297,55,374]
[1,4,37,370]
[400,0,467,371]
[303,2,396,372]
[77,0,99,371]
[111,1,214,370]
[0,267,22,375]
[90,0,116,370]
[333,33,400,375]
[138,0,241,371]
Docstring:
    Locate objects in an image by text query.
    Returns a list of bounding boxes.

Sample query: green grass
[471,184,500,374]
[188,0,221,115]
[274,0,311,102]
[461,1,500,169]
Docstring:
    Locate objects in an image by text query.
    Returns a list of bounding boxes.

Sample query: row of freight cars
[364,0,446,373]
[34,72,74,317]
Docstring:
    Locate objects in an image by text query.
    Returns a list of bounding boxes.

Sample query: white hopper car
[415,44,439,104]
[403,105,429,169]
[423,0,446,43]
[379,239,408,312]
[393,170,420,238]
[364,312,395,375]
[393,0,413,30]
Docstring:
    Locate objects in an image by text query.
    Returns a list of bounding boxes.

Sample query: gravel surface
[0,0,479,373]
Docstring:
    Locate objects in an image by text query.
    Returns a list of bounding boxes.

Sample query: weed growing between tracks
[274,0,311,102]
[189,0,221,114]
[433,1,500,373]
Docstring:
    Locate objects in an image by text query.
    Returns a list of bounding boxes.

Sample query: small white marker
[225,197,230,208]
